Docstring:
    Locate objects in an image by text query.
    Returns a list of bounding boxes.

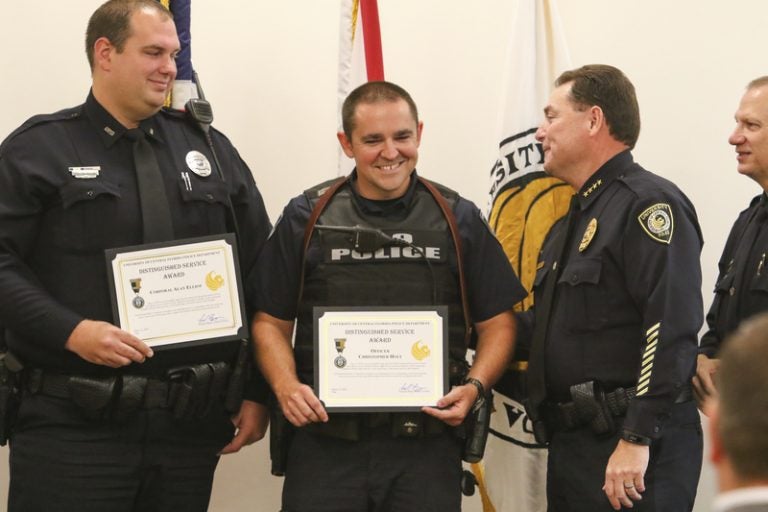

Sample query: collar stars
[583,179,603,198]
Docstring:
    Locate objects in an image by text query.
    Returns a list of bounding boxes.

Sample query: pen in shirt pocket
[181,171,192,191]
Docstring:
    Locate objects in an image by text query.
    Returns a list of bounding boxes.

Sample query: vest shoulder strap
[297,175,472,345]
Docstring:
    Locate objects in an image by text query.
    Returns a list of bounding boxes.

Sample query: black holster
[570,381,615,436]
[269,398,294,477]
[224,339,250,413]
[0,351,23,446]
[68,375,119,421]
[524,398,551,445]
[167,361,231,420]
[462,393,491,463]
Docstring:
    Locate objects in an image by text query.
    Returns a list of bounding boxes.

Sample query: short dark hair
[85,0,172,70]
[555,64,641,149]
[341,81,419,138]
[718,313,768,479]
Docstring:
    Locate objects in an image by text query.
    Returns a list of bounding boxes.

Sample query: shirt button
[570,273,578,283]
[205,193,214,201]
[86,190,94,197]
[730,287,736,296]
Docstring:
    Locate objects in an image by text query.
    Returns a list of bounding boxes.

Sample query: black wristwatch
[621,429,652,446]
[464,377,486,412]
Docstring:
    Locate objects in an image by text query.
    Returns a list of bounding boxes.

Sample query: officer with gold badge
[523,65,703,511]
[250,81,525,512]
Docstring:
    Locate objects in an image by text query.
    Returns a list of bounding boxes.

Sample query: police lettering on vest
[325,231,447,263]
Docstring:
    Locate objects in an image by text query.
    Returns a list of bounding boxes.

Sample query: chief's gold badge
[638,203,674,244]
[579,218,598,252]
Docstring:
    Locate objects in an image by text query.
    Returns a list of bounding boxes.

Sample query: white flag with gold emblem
[482,1,571,511]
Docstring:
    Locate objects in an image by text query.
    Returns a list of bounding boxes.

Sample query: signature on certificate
[399,383,428,393]
[198,313,226,325]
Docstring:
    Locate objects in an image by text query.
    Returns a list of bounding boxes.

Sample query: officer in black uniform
[250,81,524,512]
[0,1,271,510]
[524,65,703,511]
[695,76,768,406]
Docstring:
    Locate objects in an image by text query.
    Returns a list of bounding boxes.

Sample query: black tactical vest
[294,179,468,386]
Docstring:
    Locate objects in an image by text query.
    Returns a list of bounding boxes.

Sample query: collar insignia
[583,179,603,198]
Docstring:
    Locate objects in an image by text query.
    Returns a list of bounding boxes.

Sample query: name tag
[69,166,101,179]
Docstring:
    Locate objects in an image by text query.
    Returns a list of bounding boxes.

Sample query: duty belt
[544,382,693,433]
[24,362,232,421]
[305,411,452,441]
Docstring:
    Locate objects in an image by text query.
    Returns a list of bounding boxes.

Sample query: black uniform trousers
[8,392,235,512]
[546,401,702,512]
[282,427,463,512]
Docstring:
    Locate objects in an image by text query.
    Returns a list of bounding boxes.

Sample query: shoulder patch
[637,203,674,244]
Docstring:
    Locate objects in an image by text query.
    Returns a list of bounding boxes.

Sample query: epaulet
[0,105,82,156]
[159,106,186,119]
[159,107,236,145]
[616,163,676,199]
[303,176,347,204]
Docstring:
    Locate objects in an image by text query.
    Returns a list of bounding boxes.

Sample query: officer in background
[250,81,524,512]
[524,64,703,511]
[695,77,768,406]
[0,1,271,510]
[706,313,768,512]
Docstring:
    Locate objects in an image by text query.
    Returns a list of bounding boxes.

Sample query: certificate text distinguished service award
[314,306,448,412]
[106,234,246,349]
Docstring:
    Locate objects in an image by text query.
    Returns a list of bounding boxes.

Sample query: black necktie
[125,128,174,243]
[527,195,579,417]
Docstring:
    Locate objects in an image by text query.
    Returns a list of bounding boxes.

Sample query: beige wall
[2,1,764,509]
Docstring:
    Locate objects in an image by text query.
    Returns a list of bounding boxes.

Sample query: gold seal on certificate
[314,306,449,412]
[105,234,247,349]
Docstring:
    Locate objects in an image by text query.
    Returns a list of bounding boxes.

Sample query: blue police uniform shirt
[248,170,525,326]
[0,92,271,396]
[700,193,768,357]
[529,150,703,439]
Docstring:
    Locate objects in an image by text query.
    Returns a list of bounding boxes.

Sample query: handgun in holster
[224,339,251,414]
[570,381,615,436]
[269,396,294,477]
[462,391,492,463]
[0,350,23,446]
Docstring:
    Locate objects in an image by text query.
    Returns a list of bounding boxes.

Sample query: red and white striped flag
[337,0,384,175]
[483,1,572,511]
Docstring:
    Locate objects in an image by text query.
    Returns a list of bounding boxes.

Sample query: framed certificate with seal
[105,234,246,349]
[313,306,449,412]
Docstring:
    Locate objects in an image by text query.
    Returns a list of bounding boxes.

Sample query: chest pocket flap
[714,271,734,294]
[179,178,230,206]
[558,257,602,287]
[60,180,121,209]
